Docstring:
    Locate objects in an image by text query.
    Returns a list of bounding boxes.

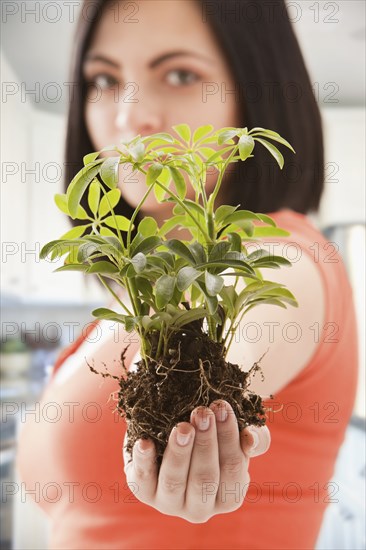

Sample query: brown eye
[87,74,118,91]
[165,69,200,87]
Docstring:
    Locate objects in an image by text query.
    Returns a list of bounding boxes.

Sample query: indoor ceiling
[1,0,365,115]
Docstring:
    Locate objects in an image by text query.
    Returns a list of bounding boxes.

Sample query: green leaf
[172,308,208,328]
[177,266,201,291]
[197,259,255,275]
[138,217,158,237]
[88,179,100,215]
[135,277,154,299]
[145,132,174,143]
[54,263,88,273]
[99,189,121,218]
[63,247,80,264]
[238,134,255,161]
[251,226,290,238]
[132,235,161,255]
[169,167,186,199]
[158,216,186,237]
[156,251,175,269]
[40,239,79,260]
[144,257,164,276]
[100,156,120,189]
[92,307,120,318]
[224,210,261,224]
[208,241,231,262]
[145,256,167,274]
[252,255,292,267]
[217,129,238,145]
[173,123,191,144]
[172,199,205,218]
[206,294,218,315]
[197,147,217,160]
[91,308,135,328]
[129,142,145,162]
[219,285,236,313]
[83,151,100,166]
[131,252,147,273]
[206,146,234,165]
[194,280,218,314]
[76,205,89,220]
[103,215,130,231]
[100,226,117,237]
[255,138,284,169]
[257,213,277,227]
[87,261,119,274]
[188,242,207,264]
[103,235,124,253]
[155,274,176,309]
[250,128,296,153]
[193,124,214,144]
[227,232,242,252]
[54,194,69,215]
[247,249,273,261]
[67,161,103,219]
[153,185,167,203]
[59,225,88,240]
[146,163,163,187]
[215,204,238,225]
[241,221,254,236]
[77,242,99,263]
[153,166,171,202]
[82,235,105,244]
[205,271,224,296]
[265,287,298,307]
[165,239,196,265]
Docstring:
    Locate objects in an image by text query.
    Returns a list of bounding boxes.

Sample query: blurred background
[1,1,365,548]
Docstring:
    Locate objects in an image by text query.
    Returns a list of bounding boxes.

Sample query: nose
[115,88,163,140]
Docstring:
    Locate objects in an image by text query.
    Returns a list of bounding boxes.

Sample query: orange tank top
[16,210,358,549]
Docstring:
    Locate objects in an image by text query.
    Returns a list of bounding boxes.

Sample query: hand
[123,400,271,523]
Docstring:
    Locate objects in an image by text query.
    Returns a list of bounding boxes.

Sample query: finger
[241,424,271,458]
[123,433,158,505]
[155,422,195,514]
[185,407,220,521]
[209,400,249,511]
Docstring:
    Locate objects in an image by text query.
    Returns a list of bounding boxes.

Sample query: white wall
[1,51,105,305]
[1,52,32,299]
[318,106,366,227]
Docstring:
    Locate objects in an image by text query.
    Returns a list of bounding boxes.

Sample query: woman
[17,1,358,548]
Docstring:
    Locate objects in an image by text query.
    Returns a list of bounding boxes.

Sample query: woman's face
[83,0,240,217]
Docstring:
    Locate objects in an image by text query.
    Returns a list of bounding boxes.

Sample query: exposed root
[108,328,275,469]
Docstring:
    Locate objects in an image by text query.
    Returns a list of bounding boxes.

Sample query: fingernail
[195,408,211,431]
[175,427,191,446]
[213,401,228,422]
[246,426,259,453]
[137,439,152,454]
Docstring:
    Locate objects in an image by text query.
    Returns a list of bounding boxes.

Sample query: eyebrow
[83,50,215,69]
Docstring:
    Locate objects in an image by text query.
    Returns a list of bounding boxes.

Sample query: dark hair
[65,0,324,220]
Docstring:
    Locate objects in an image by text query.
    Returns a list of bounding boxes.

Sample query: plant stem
[207,315,217,341]
[223,306,247,358]
[208,146,238,216]
[138,166,212,243]
[126,178,156,250]
[157,179,211,242]
[99,183,125,252]
[156,321,165,359]
[96,275,133,316]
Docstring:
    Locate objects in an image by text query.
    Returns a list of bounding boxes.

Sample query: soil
[89,318,272,469]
